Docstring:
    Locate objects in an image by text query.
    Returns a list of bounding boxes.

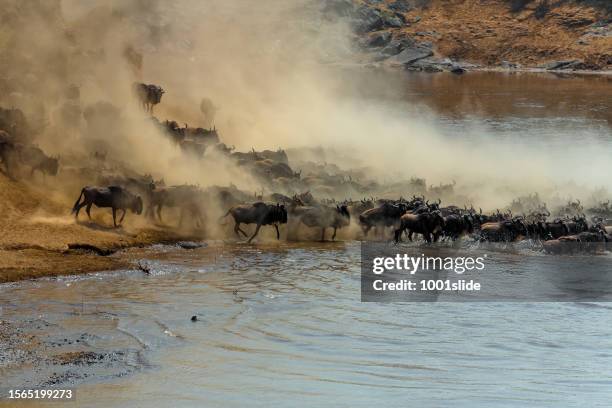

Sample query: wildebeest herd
[64,181,611,254]
[1,83,611,255]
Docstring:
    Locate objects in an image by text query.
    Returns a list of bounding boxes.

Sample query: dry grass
[370,0,611,69]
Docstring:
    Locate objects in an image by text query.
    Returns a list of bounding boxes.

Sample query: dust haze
[1,0,610,213]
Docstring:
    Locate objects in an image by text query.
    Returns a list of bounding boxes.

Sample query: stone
[353,6,384,33]
[367,31,392,47]
[389,0,412,13]
[387,46,433,65]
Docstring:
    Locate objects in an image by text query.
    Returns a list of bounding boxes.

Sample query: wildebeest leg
[320,228,326,242]
[157,205,163,223]
[274,224,280,240]
[424,232,432,243]
[85,203,93,220]
[112,208,118,227]
[247,223,262,244]
[408,231,413,242]
[119,209,127,224]
[74,203,84,219]
[331,227,337,241]
[394,227,403,243]
[234,222,248,237]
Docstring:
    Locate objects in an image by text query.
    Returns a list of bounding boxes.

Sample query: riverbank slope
[350,0,611,72]
[0,174,200,283]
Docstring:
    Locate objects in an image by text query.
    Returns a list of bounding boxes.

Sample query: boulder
[367,31,392,48]
[540,60,584,70]
[353,6,384,33]
[407,57,473,73]
[387,46,433,66]
[388,0,412,13]
[382,13,404,28]
[500,60,519,69]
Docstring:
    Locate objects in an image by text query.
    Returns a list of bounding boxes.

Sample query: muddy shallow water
[1,241,612,407]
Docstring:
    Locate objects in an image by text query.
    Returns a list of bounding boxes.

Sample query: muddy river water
[1,72,612,407]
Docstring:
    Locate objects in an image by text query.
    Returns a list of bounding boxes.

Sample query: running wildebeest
[133,82,165,114]
[17,144,59,178]
[292,204,351,241]
[221,202,288,243]
[72,186,143,227]
[479,218,528,242]
[394,211,446,243]
[440,213,474,241]
[149,185,206,228]
[359,202,408,237]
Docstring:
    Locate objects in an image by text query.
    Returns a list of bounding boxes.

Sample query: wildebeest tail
[72,188,85,214]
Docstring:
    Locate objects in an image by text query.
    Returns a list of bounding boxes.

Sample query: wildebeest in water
[72,186,143,227]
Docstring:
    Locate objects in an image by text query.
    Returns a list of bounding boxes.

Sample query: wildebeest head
[431,210,445,227]
[462,214,474,233]
[337,204,350,219]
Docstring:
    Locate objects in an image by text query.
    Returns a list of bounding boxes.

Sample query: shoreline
[0,228,206,284]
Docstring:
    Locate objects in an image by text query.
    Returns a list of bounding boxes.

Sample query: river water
[1,72,612,407]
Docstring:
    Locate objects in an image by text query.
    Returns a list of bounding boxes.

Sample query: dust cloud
[0,0,610,213]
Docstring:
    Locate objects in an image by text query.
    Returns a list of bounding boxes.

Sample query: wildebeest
[149,185,206,228]
[479,218,527,242]
[17,145,59,178]
[543,230,608,254]
[359,202,408,237]
[133,82,165,114]
[221,202,288,243]
[292,204,351,241]
[533,220,570,240]
[0,135,58,180]
[0,131,17,178]
[72,186,143,227]
[394,211,445,243]
[440,213,474,241]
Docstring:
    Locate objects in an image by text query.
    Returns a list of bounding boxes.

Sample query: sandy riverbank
[0,174,204,283]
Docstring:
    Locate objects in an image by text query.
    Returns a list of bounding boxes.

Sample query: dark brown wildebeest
[440,213,474,241]
[221,202,288,243]
[292,204,351,241]
[149,185,206,228]
[72,186,143,227]
[17,145,59,178]
[133,82,165,114]
[0,130,17,179]
[479,218,528,242]
[394,211,446,243]
[359,202,408,237]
